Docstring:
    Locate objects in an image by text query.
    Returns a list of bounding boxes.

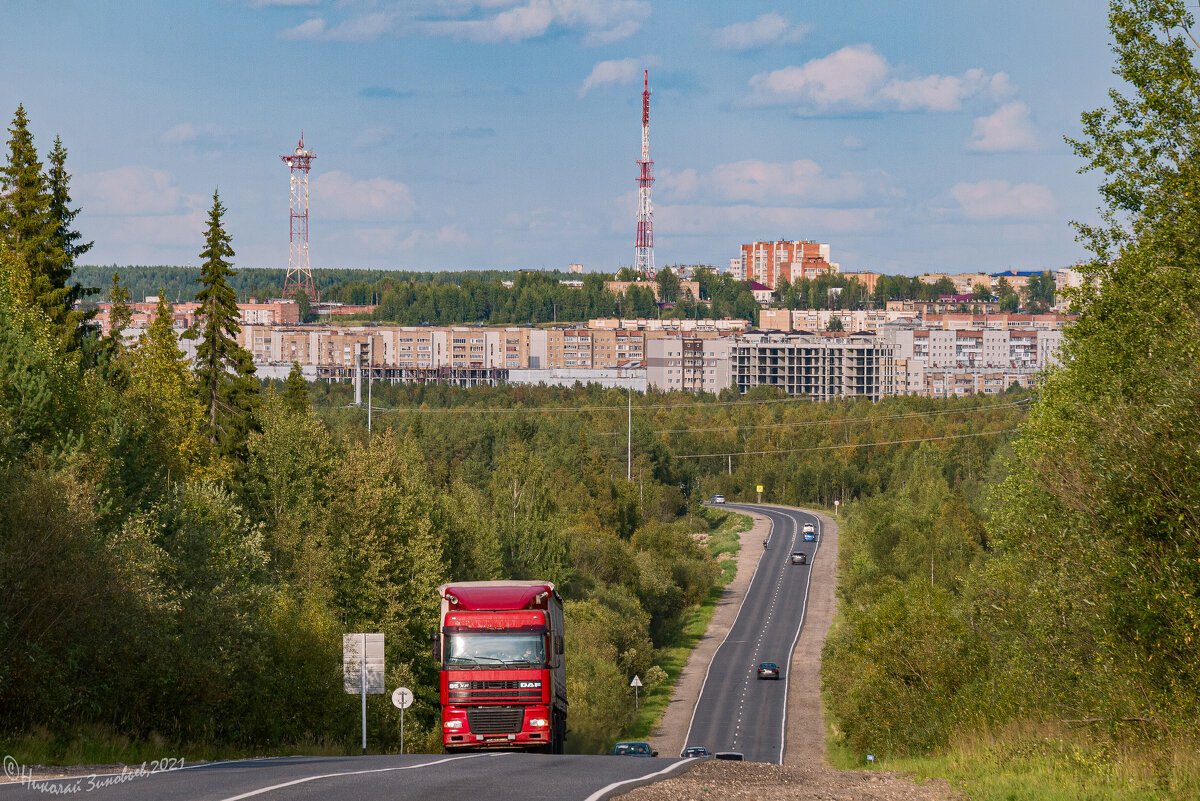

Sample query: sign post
[392,687,414,755]
[756,484,763,503]
[834,499,840,516]
[630,675,643,712]
[344,633,385,755]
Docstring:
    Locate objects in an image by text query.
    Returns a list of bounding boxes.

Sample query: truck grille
[448,679,543,703]
[467,706,524,734]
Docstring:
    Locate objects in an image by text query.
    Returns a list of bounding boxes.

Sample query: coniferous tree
[0,106,61,313]
[282,361,309,414]
[45,136,95,332]
[106,272,133,352]
[191,190,258,456]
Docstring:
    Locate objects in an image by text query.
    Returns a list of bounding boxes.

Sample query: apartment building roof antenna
[281,130,317,301]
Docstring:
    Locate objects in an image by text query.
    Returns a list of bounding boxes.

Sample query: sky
[1,0,1117,277]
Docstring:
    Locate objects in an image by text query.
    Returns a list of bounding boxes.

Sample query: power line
[671,428,1021,459]
[365,394,816,415]
[592,399,1031,436]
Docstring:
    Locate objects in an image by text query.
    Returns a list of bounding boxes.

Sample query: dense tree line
[822,3,1199,778]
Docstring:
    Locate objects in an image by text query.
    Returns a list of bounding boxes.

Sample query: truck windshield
[445,633,545,667]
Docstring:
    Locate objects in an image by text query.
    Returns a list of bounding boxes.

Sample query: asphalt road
[682,503,821,764]
[0,754,698,801]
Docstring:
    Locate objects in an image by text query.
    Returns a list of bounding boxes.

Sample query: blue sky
[2,0,1114,276]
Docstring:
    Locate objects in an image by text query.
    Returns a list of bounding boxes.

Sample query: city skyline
[2,0,1111,275]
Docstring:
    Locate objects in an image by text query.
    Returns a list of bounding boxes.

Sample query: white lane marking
[583,758,698,801]
[215,753,505,801]
[779,512,821,765]
[682,504,777,750]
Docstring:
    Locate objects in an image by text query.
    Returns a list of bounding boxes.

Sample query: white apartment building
[646,336,734,393]
[730,333,895,401]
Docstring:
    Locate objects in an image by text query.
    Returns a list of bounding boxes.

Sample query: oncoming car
[680,746,710,758]
[757,661,781,680]
[612,741,657,757]
[790,551,807,565]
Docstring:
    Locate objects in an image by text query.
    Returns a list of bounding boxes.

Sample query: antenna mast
[635,70,655,279]
[281,131,317,300]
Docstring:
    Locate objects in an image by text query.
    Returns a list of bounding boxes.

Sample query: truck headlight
[528,718,549,728]
[518,681,541,689]
[444,720,464,730]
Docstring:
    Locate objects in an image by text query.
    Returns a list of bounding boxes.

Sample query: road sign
[630,675,642,688]
[630,675,642,712]
[756,485,763,493]
[344,633,385,694]
[345,632,385,756]
[391,687,414,709]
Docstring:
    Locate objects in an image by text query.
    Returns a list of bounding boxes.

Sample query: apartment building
[646,336,733,393]
[884,328,1064,370]
[591,328,646,367]
[759,307,918,333]
[95,299,299,336]
[735,240,838,289]
[589,317,748,332]
[731,333,895,401]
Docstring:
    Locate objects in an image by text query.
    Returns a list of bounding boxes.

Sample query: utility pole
[367,337,373,436]
[627,386,632,481]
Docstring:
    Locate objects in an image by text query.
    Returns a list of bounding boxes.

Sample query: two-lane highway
[683,504,821,763]
[0,754,697,801]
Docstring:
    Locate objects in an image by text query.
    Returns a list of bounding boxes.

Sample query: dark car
[757,661,780,679]
[790,551,807,565]
[714,751,745,761]
[612,741,657,757]
[680,746,710,758]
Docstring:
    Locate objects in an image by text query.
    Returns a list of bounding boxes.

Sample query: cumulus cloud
[713,13,810,50]
[748,44,1014,113]
[967,101,1037,152]
[654,203,881,236]
[286,0,650,45]
[579,57,646,96]
[312,171,416,221]
[160,122,225,146]
[657,159,886,206]
[77,166,184,216]
[950,180,1053,219]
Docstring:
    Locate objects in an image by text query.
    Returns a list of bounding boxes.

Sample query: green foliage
[191,191,259,457]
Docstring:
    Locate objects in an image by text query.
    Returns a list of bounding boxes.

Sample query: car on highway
[757,661,781,680]
[611,741,657,757]
[803,522,816,541]
[790,551,807,565]
[714,751,745,761]
[680,746,710,758]
[712,494,725,504]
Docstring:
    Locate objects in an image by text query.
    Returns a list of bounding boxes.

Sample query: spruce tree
[0,105,60,305]
[282,361,309,414]
[45,135,95,330]
[106,272,133,353]
[192,190,258,455]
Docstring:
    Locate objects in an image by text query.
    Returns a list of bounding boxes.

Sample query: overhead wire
[671,428,1021,459]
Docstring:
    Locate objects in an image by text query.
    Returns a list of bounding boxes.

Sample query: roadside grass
[619,508,753,747]
[827,723,1199,801]
[1,724,353,768]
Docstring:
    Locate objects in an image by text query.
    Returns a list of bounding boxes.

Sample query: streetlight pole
[627,386,632,482]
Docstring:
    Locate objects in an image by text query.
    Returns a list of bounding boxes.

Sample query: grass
[619,508,754,746]
[826,723,1200,801]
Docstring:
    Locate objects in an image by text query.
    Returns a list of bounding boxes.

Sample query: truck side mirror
[430,630,440,661]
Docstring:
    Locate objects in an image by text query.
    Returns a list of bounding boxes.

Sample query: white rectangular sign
[343,633,385,694]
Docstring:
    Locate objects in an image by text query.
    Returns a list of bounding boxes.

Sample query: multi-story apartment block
[589,318,747,332]
[759,308,918,333]
[646,336,733,393]
[884,328,1064,370]
[735,240,837,289]
[591,329,646,367]
[731,333,894,401]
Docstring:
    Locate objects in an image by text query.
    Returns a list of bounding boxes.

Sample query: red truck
[434,581,567,753]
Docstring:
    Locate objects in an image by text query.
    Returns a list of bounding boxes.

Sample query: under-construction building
[731,332,895,401]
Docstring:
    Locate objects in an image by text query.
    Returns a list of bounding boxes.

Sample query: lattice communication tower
[281,131,316,300]
[634,70,655,279]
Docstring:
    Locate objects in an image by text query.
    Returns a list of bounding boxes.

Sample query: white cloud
[160,122,224,145]
[312,171,415,221]
[654,204,881,236]
[77,166,184,216]
[416,0,649,45]
[656,159,886,206]
[352,126,394,149]
[967,102,1038,152]
[713,13,809,50]
[950,180,1053,219]
[748,44,1014,113]
[279,18,327,39]
[579,57,649,96]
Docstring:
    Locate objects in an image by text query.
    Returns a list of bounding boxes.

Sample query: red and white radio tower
[634,70,655,279]
[281,131,316,300]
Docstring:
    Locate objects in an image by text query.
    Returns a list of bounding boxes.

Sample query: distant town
[90,238,1081,401]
